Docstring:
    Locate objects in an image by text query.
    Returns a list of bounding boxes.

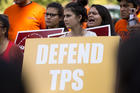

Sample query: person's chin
[121,17,129,20]
[121,15,129,19]
[87,24,96,28]
[14,1,20,4]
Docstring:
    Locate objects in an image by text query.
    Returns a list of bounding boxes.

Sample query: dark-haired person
[46,2,67,31]
[4,0,46,42]
[0,14,23,66]
[115,0,137,40]
[71,0,89,29]
[63,2,96,37]
[117,26,140,93]
[87,4,115,36]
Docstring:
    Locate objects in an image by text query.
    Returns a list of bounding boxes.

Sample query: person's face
[120,0,134,19]
[87,7,102,27]
[64,8,81,29]
[45,7,60,29]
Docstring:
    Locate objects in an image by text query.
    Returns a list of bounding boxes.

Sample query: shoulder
[9,42,21,52]
[115,19,128,25]
[4,4,17,13]
[115,19,128,32]
[85,31,97,37]
[10,42,23,61]
[29,2,46,15]
[31,2,45,10]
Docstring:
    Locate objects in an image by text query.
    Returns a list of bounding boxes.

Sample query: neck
[47,25,59,29]
[18,0,32,7]
[70,24,84,36]
[0,36,5,45]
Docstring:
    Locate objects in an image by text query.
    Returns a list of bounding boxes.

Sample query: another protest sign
[15,28,64,52]
[48,32,69,38]
[86,24,111,36]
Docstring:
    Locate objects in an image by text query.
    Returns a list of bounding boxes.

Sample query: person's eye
[65,14,71,18]
[124,5,128,8]
[88,12,96,15]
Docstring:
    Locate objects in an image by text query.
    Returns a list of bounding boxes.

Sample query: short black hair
[65,2,87,24]
[47,2,63,18]
[0,14,9,38]
[117,0,137,8]
[127,0,137,8]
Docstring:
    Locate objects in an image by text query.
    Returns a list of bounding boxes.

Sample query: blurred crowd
[1,0,140,93]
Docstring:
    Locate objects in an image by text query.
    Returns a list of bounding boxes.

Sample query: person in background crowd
[117,25,140,93]
[46,2,67,31]
[0,14,23,66]
[87,4,115,36]
[4,0,46,42]
[71,0,89,29]
[62,2,96,37]
[115,0,137,40]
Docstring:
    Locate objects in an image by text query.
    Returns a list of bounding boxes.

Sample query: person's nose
[120,6,126,11]
[46,13,52,19]
[64,16,68,22]
[88,12,94,17]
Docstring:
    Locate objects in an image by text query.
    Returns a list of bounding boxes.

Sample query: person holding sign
[117,30,140,93]
[0,14,23,66]
[45,2,67,31]
[63,2,96,37]
[71,0,90,29]
[87,4,115,36]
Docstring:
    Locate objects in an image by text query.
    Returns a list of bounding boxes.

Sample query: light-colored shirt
[61,31,97,37]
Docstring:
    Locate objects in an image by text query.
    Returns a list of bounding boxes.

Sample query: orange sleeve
[115,19,129,40]
[136,11,140,22]
[115,19,128,34]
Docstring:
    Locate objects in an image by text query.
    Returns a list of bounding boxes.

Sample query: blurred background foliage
[0,0,118,13]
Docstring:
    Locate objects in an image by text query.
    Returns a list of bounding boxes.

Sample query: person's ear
[2,27,6,34]
[78,15,82,22]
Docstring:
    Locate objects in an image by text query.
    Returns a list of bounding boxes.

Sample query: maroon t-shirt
[0,41,23,65]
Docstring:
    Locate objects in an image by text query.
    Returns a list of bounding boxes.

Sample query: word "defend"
[36,43,104,64]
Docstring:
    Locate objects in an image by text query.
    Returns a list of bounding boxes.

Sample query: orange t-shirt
[4,2,46,41]
[137,11,140,22]
[115,19,129,40]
